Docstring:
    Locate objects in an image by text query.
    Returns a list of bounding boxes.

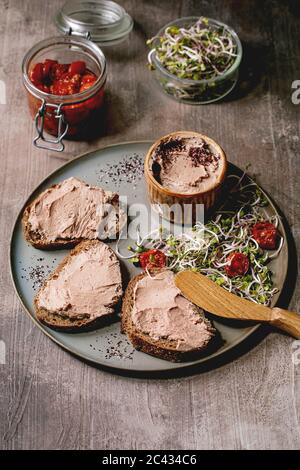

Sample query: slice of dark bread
[22,178,126,250]
[121,272,222,362]
[34,240,122,332]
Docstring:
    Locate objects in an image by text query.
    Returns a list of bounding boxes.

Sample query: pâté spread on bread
[131,270,215,351]
[35,240,122,328]
[23,177,126,247]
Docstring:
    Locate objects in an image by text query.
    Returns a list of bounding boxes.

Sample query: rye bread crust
[121,272,222,362]
[22,181,125,250]
[34,240,123,332]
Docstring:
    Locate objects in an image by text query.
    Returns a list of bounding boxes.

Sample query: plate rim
[9,140,289,376]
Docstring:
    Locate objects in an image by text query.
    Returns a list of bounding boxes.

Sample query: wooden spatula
[175,271,300,339]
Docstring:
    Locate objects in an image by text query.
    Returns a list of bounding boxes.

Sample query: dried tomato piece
[42,59,58,81]
[224,252,249,278]
[29,63,44,86]
[139,249,166,270]
[251,222,278,250]
[68,61,86,76]
[51,63,69,80]
[81,73,97,85]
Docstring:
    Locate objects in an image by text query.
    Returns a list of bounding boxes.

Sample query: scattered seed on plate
[20,259,57,290]
[96,153,144,190]
[90,333,134,360]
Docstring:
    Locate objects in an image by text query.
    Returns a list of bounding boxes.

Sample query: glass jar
[148,17,242,105]
[22,35,107,151]
[55,0,133,46]
[21,1,133,151]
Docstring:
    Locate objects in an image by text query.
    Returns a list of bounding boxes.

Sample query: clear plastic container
[148,17,242,105]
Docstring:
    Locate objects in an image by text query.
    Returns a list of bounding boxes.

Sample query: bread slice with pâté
[34,240,123,332]
[121,270,222,362]
[23,177,126,250]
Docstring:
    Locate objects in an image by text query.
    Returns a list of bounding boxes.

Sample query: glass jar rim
[150,16,243,86]
[55,0,133,45]
[22,35,107,104]
[60,0,125,30]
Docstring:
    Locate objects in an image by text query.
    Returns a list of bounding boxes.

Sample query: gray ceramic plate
[10,141,289,375]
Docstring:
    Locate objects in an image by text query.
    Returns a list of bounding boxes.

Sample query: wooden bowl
[144,131,228,223]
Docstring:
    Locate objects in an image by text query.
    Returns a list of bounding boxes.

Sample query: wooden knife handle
[270,308,300,339]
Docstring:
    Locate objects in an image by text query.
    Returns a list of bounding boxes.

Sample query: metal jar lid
[55,0,133,45]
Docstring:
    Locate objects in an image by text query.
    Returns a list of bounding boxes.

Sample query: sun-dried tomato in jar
[22,36,107,150]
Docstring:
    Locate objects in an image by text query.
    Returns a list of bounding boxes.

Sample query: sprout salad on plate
[147,17,241,103]
[119,173,283,307]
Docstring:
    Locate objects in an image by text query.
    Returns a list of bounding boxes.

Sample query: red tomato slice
[139,249,166,270]
[81,73,97,85]
[30,63,44,86]
[224,252,249,278]
[251,222,278,250]
[51,63,69,80]
[68,61,86,76]
[42,59,58,81]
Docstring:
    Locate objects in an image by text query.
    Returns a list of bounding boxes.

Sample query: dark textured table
[0,0,300,450]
